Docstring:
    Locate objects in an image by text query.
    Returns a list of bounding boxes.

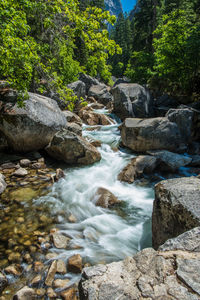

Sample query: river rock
[118,156,158,183]
[19,159,31,167]
[147,150,192,172]
[0,173,7,194]
[13,286,35,300]
[79,243,200,300]
[5,264,22,276]
[46,130,101,165]
[61,288,77,300]
[62,110,82,126]
[65,122,82,136]
[67,80,86,99]
[92,187,120,208]
[67,254,82,273]
[56,259,67,274]
[0,93,66,152]
[152,177,200,249]
[159,227,200,252]
[190,155,200,167]
[121,118,185,153]
[12,168,28,177]
[78,107,113,125]
[53,278,69,289]
[45,260,57,286]
[166,108,194,143]
[88,84,113,105]
[154,94,179,116]
[0,272,8,293]
[47,287,57,298]
[111,83,154,120]
[52,232,70,249]
[79,73,100,94]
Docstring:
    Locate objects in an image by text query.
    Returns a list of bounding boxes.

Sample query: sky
[121,0,136,12]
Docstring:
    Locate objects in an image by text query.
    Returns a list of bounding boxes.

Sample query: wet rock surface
[78,106,114,126]
[152,176,200,249]
[46,129,101,165]
[92,187,120,208]
[79,228,200,300]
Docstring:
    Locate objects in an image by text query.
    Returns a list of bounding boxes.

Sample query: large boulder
[148,150,192,172]
[154,94,179,117]
[88,84,113,105]
[118,155,158,183]
[111,83,154,120]
[62,110,82,126]
[79,230,200,300]
[46,129,101,165]
[121,118,186,153]
[67,80,86,99]
[0,93,66,152]
[152,177,200,249]
[79,73,100,94]
[0,173,7,194]
[166,108,194,143]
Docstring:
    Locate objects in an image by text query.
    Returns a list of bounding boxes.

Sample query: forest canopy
[0,0,121,108]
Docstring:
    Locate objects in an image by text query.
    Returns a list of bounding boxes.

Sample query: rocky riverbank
[0,74,200,299]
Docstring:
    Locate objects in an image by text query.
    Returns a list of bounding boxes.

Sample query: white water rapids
[37,109,154,276]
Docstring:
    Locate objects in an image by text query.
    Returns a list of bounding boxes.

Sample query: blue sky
[121,0,136,12]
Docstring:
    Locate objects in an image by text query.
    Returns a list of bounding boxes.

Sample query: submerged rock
[152,177,200,249]
[118,155,158,183]
[111,83,154,120]
[13,286,35,300]
[0,93,66,152]
[92,187,120,208]
[79,228,200,300]
[46,129,101,166]
[121,118,186,153]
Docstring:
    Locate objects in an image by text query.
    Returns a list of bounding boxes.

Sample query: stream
[36,109,154,281]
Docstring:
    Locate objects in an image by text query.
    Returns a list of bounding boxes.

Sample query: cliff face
[104,0,123,17]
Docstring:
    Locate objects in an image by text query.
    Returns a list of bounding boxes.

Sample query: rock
[62,111,82,126]
[159,227,200,252]
[52,232,70,249]
[88,84,113,105]
[111,83,154,120]
[8,252,21,263]
[65,122,82,136]
[0,162,16,169]
[34,261,44,273]
[118,155,158,183]
[166,108,194,143]
[190,155,200,167]
[67,254,82,273]
[67,80,86,99]
[45,260,57,286]
[46,130,101,166]
[78,107,113,125]
[92,187,120,208]
[0,131,8,151]
[0,272,8,293]
[56,259,67,274]
[90,141,102,148]
[12,168,28,177]
[68,214,77,223]
[0,173,7,194]
[47,287,57,299]
[152,177,200,249]
[79,244,200,300]
[79,73,100,94]
[32,162,46,169]
[113,77,131,87]
[61,288,77,300]
[31,274,42,286]
[53,278,69,289]
[19,159,31,167]
[13,286,35,300]
[5,264,22,276]
[89,103,104,109]
[55,168,65,182]
[36,288,46,297]
[154,94,179,116]
[147,150,192,172]
[121,118,186,153]
[0,93,66,152]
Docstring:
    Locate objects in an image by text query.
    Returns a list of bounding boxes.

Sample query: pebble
[31,274,42,286]
[61,287,78,300]
[46,287,57,298]
[20,159,31,167]
[4,264,22,276]
[12,168,28,177]
[53,278,69,289]
[52,233,70,249]
[67,254,82,274]
[34,261,44,273]
[56,259,67,274]
[45,260,57,286]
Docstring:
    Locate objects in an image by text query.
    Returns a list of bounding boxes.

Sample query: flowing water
[37,109,154,270]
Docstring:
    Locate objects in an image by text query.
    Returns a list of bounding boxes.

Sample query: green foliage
[152,10,200,94]
[0,0,120,109]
